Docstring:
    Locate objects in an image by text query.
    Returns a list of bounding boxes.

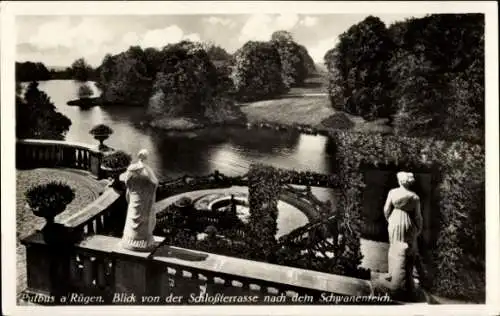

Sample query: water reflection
[33,80,334,182]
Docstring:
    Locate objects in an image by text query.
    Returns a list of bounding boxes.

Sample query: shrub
[331,130,485,302]
[245,164,281,261]
[71,58,93,82]
[174,196,193,208]
[25,182,75,220]
[89,124,114,136]
[78,83,93,99]
[101,150,132,170]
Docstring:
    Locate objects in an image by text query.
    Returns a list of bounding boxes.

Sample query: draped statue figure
[378,171,424,300]
[119,149,159,251]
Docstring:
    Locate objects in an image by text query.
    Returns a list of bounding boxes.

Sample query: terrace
[16,139,428,305]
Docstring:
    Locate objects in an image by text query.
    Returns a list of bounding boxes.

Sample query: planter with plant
[89,124,114,151]
[101,150,132,186]
[25,182,76,244]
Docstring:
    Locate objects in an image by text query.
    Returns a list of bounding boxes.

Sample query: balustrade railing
[60,187,127,240]
[16,139,105,179]
[21,233,374,304]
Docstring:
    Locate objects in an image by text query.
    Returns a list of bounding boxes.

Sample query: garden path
[15,168,108,304]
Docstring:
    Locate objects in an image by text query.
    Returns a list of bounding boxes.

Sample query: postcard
[1,1,498,315]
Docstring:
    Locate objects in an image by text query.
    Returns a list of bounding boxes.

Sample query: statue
[119,149,159,251]
[378,171,424,300]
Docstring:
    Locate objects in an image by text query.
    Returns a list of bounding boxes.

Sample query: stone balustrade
[21,233,374,304]
[17,138,385,305]
[17,139,106,179]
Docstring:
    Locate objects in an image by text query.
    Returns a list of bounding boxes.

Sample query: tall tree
[16,81,71,140]
[270,31,309,87]
[98,48,152,106]
[232,41,286,102]
[70,58,93,82]
[148,41,219,117]
[389,14,484,142]
[324,16,394,120]
[16,62,51,82]
[298,44,317,76]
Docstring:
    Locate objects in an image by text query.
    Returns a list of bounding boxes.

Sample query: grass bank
[241,95,392,135]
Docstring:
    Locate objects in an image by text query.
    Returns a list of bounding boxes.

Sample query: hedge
[330,130,485,302]
[152,164,368,280]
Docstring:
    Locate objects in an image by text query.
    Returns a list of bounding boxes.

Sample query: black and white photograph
[1,1,498,315]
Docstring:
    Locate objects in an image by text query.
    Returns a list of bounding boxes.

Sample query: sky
[16,13,427,68]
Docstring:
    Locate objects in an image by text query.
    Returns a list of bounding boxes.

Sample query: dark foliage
[232,41,287,102]
[324,14,484,143]
[69,58,94,82]
[97,47,153,106]
[271,31,309,88]
[101,150,132,170]
[389,14,484,143]
[324,16,394,120]
[78,83,93,99]
[245,164,281,261]
[25,182,75,219]
[331,130,485,302]
[16,81,72,140]
[89,124,114,136]
[16,62,51,82]
[148,41,219,118]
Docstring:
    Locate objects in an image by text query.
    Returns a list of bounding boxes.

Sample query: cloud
[300,16,318,27]
[26,16,114,57]
[205,16,237,28]
[238,14,299,43]
[120,25,202,51]
[307,36,338,63]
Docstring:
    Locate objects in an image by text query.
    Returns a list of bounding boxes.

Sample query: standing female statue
[119,149,159,251]
[382,171,424,298]
[384,172,423,249]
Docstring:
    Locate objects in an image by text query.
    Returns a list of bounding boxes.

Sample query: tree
[70,58,93,82]
[270,31,312,88]
[78,83,93,99]
[147,41,219,117]
[16,81,71,140]
[298,44,317,76]
[389,14,484,142]
[16,62,51,82]
[98,48,152,106]
[271,30,294,42]
[97,54,116,90]
[324,16,394,120]
[202,41,232,61]
[232,41,286,102]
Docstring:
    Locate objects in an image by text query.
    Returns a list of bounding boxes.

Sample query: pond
[33,80,337,202]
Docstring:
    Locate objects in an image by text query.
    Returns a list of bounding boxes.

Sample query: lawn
[287,74,328,95]
[241,96,334,126]
[241,95,392,134]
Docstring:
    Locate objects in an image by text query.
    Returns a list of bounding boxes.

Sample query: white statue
[119,149,159,251]
[380,171,423,298]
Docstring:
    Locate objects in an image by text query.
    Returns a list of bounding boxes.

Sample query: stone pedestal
[112,236,165,299]
[22,231,72,302]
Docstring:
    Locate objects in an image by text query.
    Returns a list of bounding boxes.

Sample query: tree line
[324,14,484,143]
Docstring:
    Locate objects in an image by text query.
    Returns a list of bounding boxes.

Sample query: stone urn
[101,150,132,188]
[89,124,114,151]
[25,182,75,244]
